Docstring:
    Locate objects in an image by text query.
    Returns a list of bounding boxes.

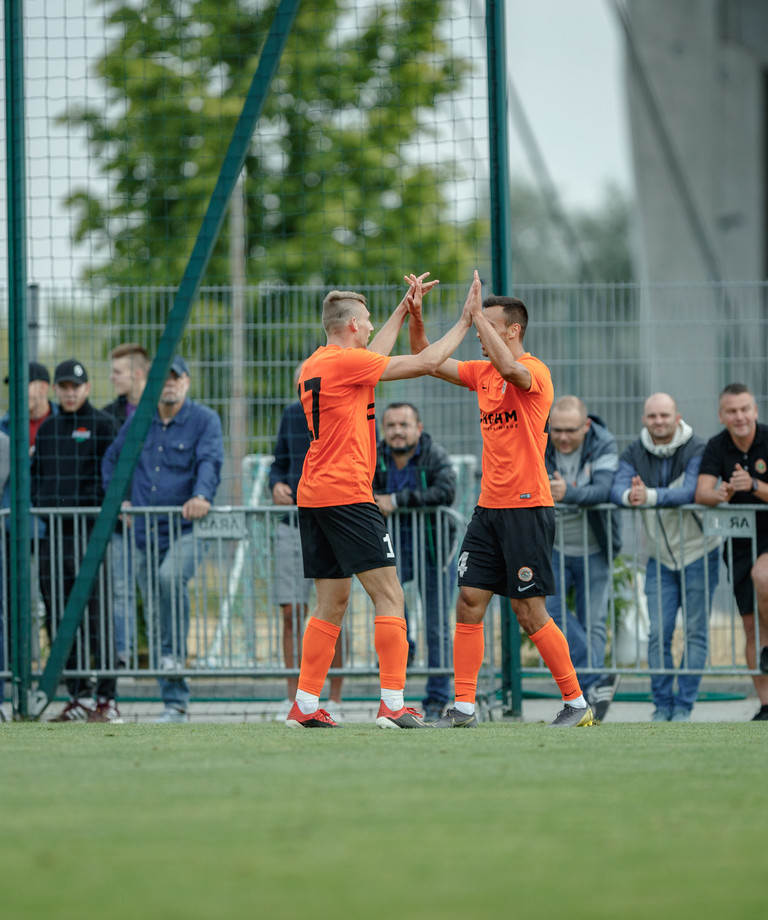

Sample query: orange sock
[296,617,342,697]
[530,617,581,701]
[374,616,409,690]
[454,622,485,703]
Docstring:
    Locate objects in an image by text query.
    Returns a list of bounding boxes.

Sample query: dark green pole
[486,0,514,293]
[486,0,522,718]
[31,0,302,717]
[4,0,32,719]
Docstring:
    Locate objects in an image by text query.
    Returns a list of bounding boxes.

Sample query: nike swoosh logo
[517,583,535,592]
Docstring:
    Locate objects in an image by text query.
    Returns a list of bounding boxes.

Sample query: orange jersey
[458,355,553,508]
[297,345,390,507]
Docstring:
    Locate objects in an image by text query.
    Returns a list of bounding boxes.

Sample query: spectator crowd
[1,325,767,726]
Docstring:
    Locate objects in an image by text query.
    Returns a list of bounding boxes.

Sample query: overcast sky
[504,0,631,209]
[0,0,632,287]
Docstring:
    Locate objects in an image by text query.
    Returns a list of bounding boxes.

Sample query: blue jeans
[645,548,719,716]
[400,554,455,708]
[110,531,136,661]
[546,549,610,692]
[135,532,200,712]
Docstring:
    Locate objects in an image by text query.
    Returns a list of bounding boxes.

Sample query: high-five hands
[462,269,482,326]
[403,269,480,328]
[402,271,440,323]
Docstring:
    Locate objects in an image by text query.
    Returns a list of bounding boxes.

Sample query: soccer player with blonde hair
[286,271,482,728]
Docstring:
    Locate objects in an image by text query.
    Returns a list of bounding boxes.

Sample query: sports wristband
[752,478,759,493]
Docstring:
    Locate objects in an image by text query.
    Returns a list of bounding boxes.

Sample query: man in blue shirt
[372,402,457,723]
[102,356,223,722]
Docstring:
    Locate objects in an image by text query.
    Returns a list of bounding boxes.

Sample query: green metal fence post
[4,0,33,719]
[30,0,302,718]
[486,0,522,718]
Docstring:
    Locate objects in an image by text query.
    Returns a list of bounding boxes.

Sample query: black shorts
[457,506,555,598]
[299,503,396,579]
[726,534,768,616]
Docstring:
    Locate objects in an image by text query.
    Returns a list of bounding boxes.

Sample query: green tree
[60,0,486,288]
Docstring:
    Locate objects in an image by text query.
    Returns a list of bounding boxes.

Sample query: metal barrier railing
[540,502,761,680]
[0,504,472,685]
[0,503,762,705]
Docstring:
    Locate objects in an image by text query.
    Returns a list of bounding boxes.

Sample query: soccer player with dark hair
[408,285,595,728]
[286,272,481,728]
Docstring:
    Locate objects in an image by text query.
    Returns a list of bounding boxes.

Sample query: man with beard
[373,402,457,722]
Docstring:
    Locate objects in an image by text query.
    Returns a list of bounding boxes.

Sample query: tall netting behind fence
[5,1,768,497]
[0,0,493,501]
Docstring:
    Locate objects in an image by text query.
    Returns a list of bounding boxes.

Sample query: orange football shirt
[457,355,554,508]
[297,345,390,507]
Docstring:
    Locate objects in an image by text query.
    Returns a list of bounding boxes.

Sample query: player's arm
[369,273,438,356]
[405,271,478,386]
[380,272,479,381]
[367,293,409,356]
[694,472,732,505]
[473,307,532,391]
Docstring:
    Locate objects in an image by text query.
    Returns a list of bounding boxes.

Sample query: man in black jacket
[372,402,457,722]
[32,359,119,722]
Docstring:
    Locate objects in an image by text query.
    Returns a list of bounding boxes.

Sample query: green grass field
[0,721,764,920]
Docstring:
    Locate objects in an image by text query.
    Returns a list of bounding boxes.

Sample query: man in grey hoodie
[611,393,720,722]
[545,396,622,719]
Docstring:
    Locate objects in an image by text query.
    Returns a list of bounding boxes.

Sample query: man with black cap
[32,359,120,722]
[102,355,223,723]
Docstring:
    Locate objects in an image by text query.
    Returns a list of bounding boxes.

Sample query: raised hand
[462,269,482,325]
[403,271,439,319]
